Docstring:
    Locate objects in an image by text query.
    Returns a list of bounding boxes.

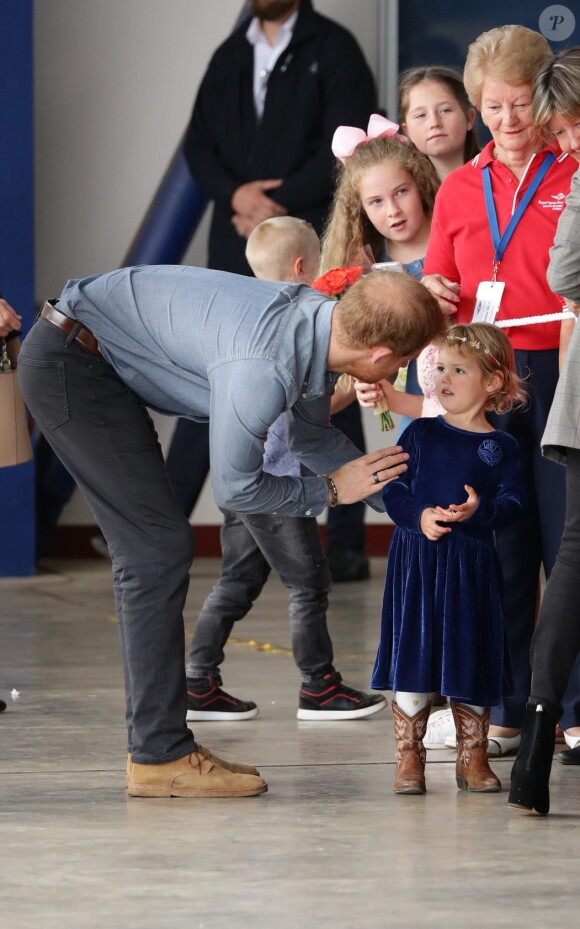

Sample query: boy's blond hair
[245,217,320,281]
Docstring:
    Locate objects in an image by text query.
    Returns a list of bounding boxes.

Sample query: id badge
[472,280,505,324]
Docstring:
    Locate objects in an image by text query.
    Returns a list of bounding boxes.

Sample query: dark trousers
[531,448,580,726]
[18,319,196,764]
[165,417,210,516]
[489,348,580,728]
[187,509,334,683]
[327,401,366,553]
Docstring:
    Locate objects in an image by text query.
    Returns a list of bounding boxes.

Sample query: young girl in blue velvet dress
[372,323,526,796]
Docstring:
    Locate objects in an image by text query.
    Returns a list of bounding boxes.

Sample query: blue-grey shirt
[59,265,383,517]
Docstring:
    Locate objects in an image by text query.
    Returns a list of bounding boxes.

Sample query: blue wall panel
[399,2,578,74]
[0,0,36,576]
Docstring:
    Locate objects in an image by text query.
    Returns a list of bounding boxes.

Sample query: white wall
[34,0,388,527]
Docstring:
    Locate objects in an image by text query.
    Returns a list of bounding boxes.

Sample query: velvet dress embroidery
[371,416,525,706]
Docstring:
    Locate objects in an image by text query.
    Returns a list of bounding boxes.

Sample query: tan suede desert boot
[126,750,267,798]
[125,745,260,786]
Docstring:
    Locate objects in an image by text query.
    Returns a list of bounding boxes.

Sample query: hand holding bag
[0,336,33,467]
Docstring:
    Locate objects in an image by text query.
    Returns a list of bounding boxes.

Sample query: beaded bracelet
[322,474,338,508]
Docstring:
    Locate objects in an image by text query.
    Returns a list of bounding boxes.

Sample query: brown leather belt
[40,301,102,359]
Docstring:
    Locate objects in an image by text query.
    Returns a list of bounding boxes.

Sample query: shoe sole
[127,783,268,798]
[186,707,259,721]
[507,801,546,816]
[456,777,501,792]
[296,698,387,721]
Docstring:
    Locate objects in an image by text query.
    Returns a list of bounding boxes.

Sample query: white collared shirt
[246,11,298,119]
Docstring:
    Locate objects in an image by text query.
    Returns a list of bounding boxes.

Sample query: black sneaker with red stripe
[297,671,387,720]
[186,678,259,721]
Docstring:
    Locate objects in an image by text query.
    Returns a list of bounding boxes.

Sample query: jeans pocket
[17,357,70,430]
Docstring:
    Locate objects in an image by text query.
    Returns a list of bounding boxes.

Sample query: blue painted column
[0,0,35,575]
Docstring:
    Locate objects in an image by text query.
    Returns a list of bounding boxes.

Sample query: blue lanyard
[483,152,555,265]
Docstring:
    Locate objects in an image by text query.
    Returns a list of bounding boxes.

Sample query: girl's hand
[421,274,460,316]
[354,378,387,409]
[0,298,22,337]
[435,485,479,523]
[420,507,452,541]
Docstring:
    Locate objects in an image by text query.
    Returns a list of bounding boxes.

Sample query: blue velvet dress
[371,416,525,706]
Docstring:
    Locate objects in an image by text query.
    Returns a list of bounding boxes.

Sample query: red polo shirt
[424,140,576,350]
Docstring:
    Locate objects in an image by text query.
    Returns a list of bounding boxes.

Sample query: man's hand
[0,298,22,337]
[420,507,452,541]
[231,180,287,225]
[329,446,409,505]
[421,274,460,316]
[231,213,258,239]
[434,484,479,523]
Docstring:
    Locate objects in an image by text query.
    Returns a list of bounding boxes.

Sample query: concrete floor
[1,557,579,929]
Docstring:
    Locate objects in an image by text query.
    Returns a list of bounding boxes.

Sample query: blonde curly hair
[320,135,440,273]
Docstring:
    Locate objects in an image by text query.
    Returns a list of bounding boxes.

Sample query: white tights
[395,692,484,717]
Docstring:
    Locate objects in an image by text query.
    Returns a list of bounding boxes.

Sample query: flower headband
[331,114,408,164]
[446,333,500,367]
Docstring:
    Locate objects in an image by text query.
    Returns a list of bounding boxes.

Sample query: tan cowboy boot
[126,750,267,798]
[392,701,431,794]
[126,744,260,786]
[451,702,501,792]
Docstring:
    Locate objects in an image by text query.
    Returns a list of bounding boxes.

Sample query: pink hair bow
[331,114,407,164]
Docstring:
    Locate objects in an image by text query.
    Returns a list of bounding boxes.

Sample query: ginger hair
[335,270,446,358]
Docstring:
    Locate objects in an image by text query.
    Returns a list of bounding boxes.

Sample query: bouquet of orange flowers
[311,265,363,296]
[311,266,394,431]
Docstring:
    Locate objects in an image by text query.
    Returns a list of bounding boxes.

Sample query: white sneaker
[445,730,521,755]
[564,732,580,749]
[424,708,455,749]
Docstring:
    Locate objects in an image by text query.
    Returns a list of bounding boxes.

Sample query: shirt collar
[246,10,299,48]
[472,138,563,170]
[300,299,339,399]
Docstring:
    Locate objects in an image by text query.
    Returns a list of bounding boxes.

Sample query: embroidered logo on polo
[537,192,567,211]
[478,439,502,467]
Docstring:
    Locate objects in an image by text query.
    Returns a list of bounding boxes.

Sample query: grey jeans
[187,508,334,684]
[18,318,196,764]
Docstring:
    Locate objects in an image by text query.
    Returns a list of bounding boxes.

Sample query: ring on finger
[372,471,380,485]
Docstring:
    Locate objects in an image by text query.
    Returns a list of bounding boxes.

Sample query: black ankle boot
[508,700,556,815]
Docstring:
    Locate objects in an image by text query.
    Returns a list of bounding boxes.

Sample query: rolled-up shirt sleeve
[286,395,384,511]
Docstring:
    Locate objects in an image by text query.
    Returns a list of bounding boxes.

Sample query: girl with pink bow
[321,115,439,275]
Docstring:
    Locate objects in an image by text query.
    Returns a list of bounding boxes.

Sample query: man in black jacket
[185,0,376,274]
[167,0,376,580]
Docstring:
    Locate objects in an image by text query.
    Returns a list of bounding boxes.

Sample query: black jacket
[185,0,377,274]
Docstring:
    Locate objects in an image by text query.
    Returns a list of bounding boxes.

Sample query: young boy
[186,216,386,721]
